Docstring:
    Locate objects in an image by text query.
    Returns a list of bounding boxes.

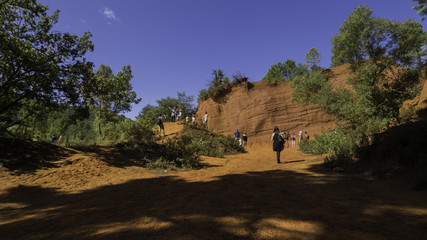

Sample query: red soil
[1,65,427,239]
[1,122,426,239]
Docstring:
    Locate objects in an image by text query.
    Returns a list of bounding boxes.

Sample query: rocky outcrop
[196,80,336,143]
[196,63,427,143]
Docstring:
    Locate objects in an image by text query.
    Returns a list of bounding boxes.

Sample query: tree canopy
[137,92,195,127]
[412,0,427,20]
[292,4,425,158]
[209,69,228,88]
[198,69,232,102]
[0,0,94,134]
[331,5,426,69]
[262,59,308,82]
[305,48,321,71]
[88,64,141,136]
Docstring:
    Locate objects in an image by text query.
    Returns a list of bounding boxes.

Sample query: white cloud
[102,7,120,23]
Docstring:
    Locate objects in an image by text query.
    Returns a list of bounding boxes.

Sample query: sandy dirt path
[1,123,427,239]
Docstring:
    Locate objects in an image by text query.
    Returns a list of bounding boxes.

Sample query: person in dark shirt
[242,133,248,148]
[271,126,284,164]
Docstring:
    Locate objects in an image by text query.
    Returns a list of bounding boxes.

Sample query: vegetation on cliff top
[291,5,426,187]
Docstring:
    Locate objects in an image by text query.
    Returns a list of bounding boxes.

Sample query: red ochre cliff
[196,64,426,144]
[194,65,353,144]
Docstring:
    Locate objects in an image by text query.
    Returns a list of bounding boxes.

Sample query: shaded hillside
[356,80,427,189]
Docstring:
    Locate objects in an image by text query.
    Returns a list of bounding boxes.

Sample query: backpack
[278,134,285,150]
[275,133,284,144]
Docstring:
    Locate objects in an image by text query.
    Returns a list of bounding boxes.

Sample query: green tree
[138,92,195,126]
[262,63,285,82]
[89,64,141,137]
[305,48,321,71]
[292,5,425,159]
[330,5,425,122]
[262,59,308,82]
[331,5,425,69]
[177,91,195,116]
[197,69,232,102]
[210,69,228,88]
[413,0,427,20]
[197,89,208,102]
[0,0,94,135]
[137,104,163,128]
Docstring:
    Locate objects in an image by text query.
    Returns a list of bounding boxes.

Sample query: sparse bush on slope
[117,125,245,171]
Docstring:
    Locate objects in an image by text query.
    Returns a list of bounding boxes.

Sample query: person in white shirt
[204,111,208,129]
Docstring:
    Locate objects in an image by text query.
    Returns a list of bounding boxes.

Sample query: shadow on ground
[1,169,426,239]
[0,138,77,173]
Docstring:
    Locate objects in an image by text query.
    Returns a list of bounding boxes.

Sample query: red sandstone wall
[196,80,336,143]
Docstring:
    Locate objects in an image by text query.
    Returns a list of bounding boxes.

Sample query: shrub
[299,126,353,155]
[116,123,245,171]
[166,127,244,159]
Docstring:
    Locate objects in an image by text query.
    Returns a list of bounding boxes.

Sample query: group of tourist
[169,107,182,124]
[157,108,203,137]
[233,129,248,148]
[157,112,313,165]
[271,126,310,164]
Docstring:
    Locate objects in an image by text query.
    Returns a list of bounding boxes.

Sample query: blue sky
[40,0,425,119]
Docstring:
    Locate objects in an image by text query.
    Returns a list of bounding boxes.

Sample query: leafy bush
[198,89,209,102]
[323,147,355,170]
[103,118,153,144]
[171,126,245,158]
[197,69,250,103]
[299,126,353,155]
[116,126,244,171]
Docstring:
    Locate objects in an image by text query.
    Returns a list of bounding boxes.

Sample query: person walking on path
[305,131,310,140]
[242,133,248,149]
[157,114,165,137]
[204,111,208,129]
[271,126,284,164]
[192,114,196,125]
[291,133,296,148]
[234,129,240,140]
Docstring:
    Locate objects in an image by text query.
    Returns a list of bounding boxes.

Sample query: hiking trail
[1,122,426,239]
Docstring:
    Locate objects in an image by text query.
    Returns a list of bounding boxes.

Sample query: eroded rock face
[196,80,336,143]
[196,63,427,143]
